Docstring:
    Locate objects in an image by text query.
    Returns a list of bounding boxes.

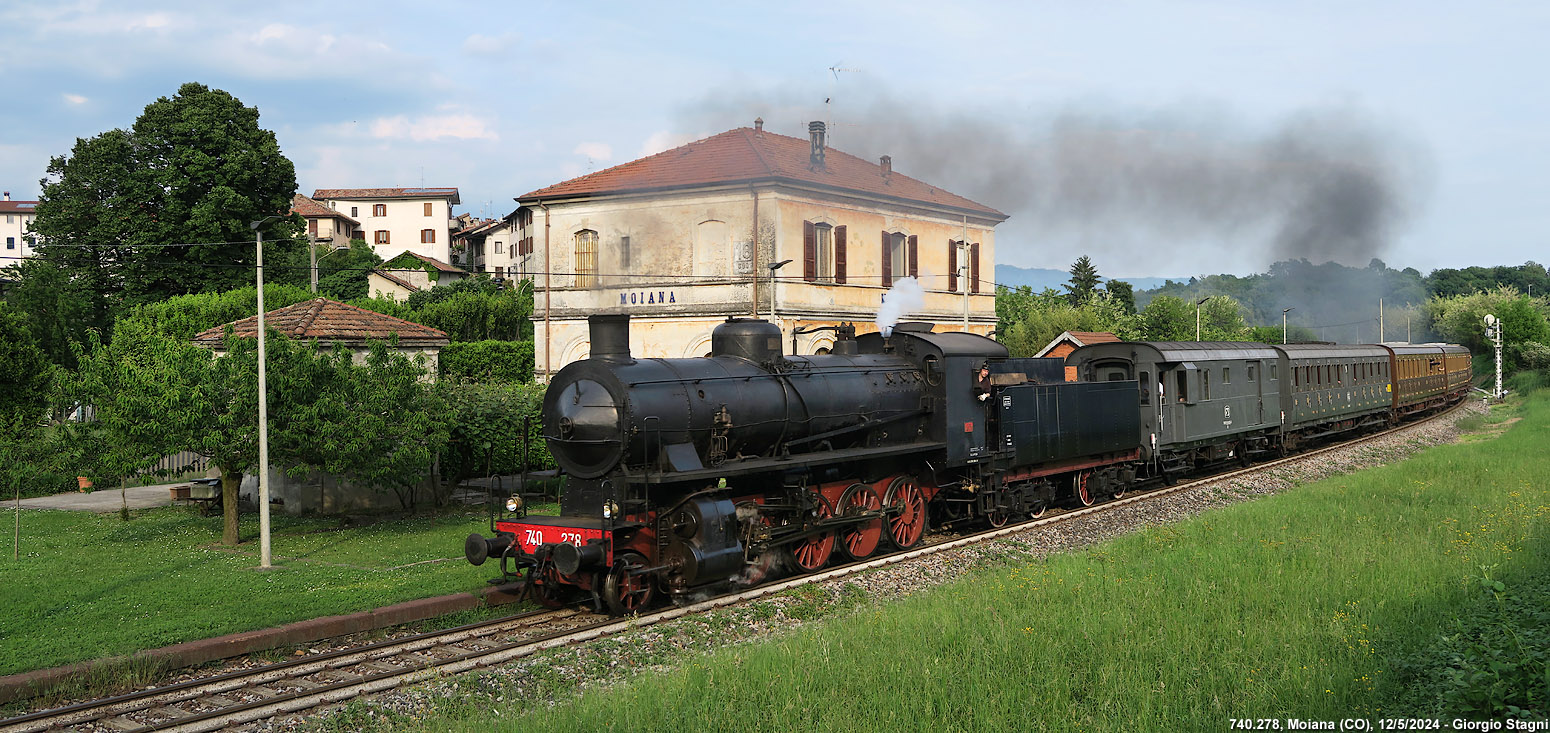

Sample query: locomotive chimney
[589,314,633,362]
[808,121,826,168]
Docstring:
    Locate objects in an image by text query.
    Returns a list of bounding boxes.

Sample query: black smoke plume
[673,88,1426,275]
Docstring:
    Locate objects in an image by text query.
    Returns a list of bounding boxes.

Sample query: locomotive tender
[465,315,1471,614]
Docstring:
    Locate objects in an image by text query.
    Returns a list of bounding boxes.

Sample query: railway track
[1,403,1467,732]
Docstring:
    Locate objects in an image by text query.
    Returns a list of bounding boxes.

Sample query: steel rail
[0,608,584,733]
[2,401,1466,732]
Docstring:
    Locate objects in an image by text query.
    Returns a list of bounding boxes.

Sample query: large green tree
[0,304,53,439]
[20,82,303,361]
[1427,288,1549,370]
[1136,295,1195,341]
[1065,256,1101,305]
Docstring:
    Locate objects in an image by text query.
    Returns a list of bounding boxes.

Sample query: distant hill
[995,264,1182,293]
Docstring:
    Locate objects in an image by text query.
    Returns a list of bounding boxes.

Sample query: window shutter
[834,225,847,284]
[948,240,958,292]
[803,221,816,282]
[970,242,980,293]
[308,219,318,235]
[880,230,891,286]
[907,235,918,278]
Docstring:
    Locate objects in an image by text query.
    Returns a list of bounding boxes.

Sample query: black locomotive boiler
[466,314,1139,614]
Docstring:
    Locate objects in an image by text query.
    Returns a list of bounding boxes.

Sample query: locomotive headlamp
[505,495,523,513]
[602,499,620,519]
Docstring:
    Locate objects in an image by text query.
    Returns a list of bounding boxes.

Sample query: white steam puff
[875,277,925,337]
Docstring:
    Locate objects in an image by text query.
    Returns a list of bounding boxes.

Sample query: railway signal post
[1484,313,1503,400]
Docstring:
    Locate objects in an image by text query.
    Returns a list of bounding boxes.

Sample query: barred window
[574,229,598,287]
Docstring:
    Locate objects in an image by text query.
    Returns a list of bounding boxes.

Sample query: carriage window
[1139,371,1151,405]
[1176,371,1188,403]
[1202,369,1211,400]
[1270,364,1278,381]
[1248,365,1256,382]
[1222,367,1230,384]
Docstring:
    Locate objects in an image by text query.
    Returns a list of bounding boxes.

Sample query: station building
[513,120,1008,380]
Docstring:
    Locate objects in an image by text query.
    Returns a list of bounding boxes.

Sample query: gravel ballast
[256,402,1486,732]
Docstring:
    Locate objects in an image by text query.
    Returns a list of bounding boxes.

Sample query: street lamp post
[248,215,286,569]
[1196,297,1210,341]
[1282,307,1294,344]
[765,259,792,321]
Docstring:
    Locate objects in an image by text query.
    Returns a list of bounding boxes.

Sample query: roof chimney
[754,117,763,133]
[879,155,892,179]
[3,192,9,201]
[808,121,826,168]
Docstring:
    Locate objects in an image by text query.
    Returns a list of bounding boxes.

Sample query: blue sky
[1,1,1545,279]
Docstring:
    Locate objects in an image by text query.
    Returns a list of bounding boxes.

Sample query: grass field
[0,505,531,678]
[366,394,1547,732]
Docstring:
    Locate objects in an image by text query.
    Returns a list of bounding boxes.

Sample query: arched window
[574,230,598,287]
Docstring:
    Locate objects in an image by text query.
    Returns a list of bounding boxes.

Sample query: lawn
[385,394,1546,732]
[0,505,521,677]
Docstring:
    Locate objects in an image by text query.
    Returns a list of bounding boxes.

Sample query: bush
[124,284,316,341]
[349,279,533,342]
[1390,564,1550,720]
[440,340,534,383]
[1507,370,1548,395]
[438,382,552,491]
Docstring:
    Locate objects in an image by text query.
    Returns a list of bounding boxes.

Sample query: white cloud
[369,114,499,142]
[462,32,519,56]
[573,142,613,161]
[127,12,172,31]
[62,93,88,105]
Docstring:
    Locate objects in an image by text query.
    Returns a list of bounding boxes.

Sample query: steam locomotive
[464,315,1470,614]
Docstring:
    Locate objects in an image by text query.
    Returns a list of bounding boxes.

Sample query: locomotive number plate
[496,521,609,555]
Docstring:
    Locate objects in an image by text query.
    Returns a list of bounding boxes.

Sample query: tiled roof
[312,187,461,204]
[369,270,421,293]
[453,218,499,237]
[1034,330,1121,358]
[191,298,448,347]
[290,194,360,225]
[518,126,1005,218]
[386,252,466,275]
[0,200,38,213]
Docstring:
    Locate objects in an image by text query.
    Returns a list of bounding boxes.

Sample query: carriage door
[1250,360,1263,425]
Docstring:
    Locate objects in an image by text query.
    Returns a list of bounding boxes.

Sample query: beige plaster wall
[525,185,1001,379]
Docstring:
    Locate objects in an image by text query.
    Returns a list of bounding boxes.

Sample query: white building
[290,194,360,246]
[366,252,470,302]
[514,120,1007,380]
[311,187,460,262]
[1,192,38,260]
